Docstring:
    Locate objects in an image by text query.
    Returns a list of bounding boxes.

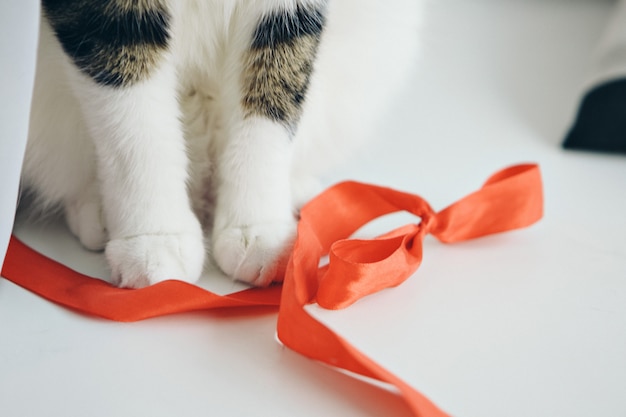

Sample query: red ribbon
[1,163,543,417]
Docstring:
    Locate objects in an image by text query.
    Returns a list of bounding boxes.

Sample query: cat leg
[95,68,204,288]
[211,3,326,286]
[43,3,204,288]
[212,117,298,286]
[88,66,204,288]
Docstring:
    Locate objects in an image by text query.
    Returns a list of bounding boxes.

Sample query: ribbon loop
[318,227,423,309]
[301,181,436,252]
[431,164,543,242]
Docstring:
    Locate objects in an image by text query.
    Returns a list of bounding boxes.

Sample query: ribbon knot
[310,164,543,310]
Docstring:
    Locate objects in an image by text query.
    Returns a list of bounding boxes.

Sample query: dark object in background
[564,79,626,154]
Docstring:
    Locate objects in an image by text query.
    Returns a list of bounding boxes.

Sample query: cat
[22,0,422,289]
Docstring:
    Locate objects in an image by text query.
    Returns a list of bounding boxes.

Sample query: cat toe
[212,221,296,286]
[106,232,205,289]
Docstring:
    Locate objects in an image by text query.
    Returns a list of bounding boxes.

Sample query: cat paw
[212,221,296,286]
[106,233,205,288]
[65,192,108,251]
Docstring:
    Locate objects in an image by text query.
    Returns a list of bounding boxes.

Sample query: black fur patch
[42,0,170,87]
[244,4,327,125]
[252,5,325,49]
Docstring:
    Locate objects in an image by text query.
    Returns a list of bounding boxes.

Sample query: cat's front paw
[106,233,205,288]
[212,221,296,286]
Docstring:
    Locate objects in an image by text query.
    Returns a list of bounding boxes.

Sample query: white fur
[23,0,422,288]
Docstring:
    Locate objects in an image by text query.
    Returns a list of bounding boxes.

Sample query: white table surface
[2,1,625,417]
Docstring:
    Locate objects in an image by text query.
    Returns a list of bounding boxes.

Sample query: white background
[1,1,625,416]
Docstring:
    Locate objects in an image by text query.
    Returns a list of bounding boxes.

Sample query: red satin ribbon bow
[1,163,543,417]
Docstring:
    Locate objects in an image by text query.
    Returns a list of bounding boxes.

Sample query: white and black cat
[22,0,421,288]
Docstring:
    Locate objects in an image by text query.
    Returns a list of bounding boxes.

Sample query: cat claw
[106,232,205,289]
[212,221,296,286]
